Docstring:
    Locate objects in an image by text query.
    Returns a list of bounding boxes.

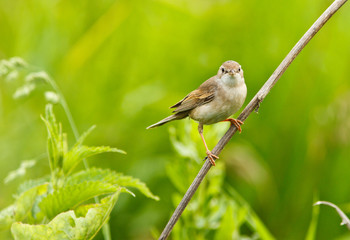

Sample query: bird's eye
[221,68,225,73]
[238,67,241,72]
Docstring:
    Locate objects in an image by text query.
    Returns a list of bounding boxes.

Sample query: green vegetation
[1,0,350,239]
[0,59,158,239]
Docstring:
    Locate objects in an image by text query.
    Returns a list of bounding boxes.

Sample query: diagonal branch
[159,0,348,239]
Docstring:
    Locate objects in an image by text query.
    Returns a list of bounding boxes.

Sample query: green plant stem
[102,221,112,240]
[46,76,112,239]
[46,77,89,169]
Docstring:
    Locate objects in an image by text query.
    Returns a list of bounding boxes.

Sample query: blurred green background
[0,0,350,239]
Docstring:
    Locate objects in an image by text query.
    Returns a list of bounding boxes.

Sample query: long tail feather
[146,112,188,129]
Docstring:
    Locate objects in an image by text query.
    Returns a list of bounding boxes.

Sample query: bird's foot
[222,118,244,133]
[206,150,219,166]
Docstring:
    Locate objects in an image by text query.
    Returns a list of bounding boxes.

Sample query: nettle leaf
[74,203,99,218]
[42,104,67,171]
[74,125,96,147]
[63,145,125,175]
[66,168,159,201]
[17,177,50,196]
[114,174,159,201]
[0,184,48,230]
[65,168,118,186]
[42,106,125,175]
[11,190,125,240]
[37,181,118,221]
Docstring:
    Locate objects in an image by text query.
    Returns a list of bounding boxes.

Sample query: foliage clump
[0,58,158,239]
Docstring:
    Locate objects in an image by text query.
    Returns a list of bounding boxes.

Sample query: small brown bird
[147,60,247,166]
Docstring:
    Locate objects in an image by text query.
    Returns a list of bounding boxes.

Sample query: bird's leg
[221,118,244,133]
[198,123,219,166]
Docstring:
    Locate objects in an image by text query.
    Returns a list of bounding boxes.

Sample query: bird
[147,60,247,166]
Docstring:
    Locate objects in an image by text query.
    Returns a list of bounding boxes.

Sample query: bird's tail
[146,112,188,129]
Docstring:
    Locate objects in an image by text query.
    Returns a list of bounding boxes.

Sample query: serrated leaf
[73,125,96,147]
[17,177,50,196]
[42,104,67,172]
[4,160,36,184]
[74,203,100,218]
[65,168,159,201]
[37,181,118,221]
[114,175,159,201]
[0,204,17,231]
[0,184,48,230]
[11,190,125,240]
[65,168,117,186]
[63,145,125,175]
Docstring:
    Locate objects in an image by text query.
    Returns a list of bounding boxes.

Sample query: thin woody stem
[159,0,348,239]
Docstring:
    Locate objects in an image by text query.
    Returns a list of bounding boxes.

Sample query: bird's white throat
[220,73,244,87]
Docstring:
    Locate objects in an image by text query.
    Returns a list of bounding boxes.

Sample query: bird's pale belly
[189,103,234,124]
[189,84,246,125]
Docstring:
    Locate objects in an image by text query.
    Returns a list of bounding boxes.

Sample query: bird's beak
[229,70,235,76]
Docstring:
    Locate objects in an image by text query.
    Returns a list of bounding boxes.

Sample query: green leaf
[65,168,118,186]
[4,160,36,184]
[0,184,48,230]
[73,125,96,147]
[42,105,125,176]
[214,204,235,240]
[306,197,320,240]
[42,104,67,172]
[74,203,99,218]
[63,145,125,175]
[168,126,200,162]
[11,190,125,240]
[227,186,275,240]
[37,181,118,221]
[66,168,159,201]
[17,177,50,196]
[114,174,159,201]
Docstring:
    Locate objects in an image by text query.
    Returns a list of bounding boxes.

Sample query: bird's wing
[170,76,217,113]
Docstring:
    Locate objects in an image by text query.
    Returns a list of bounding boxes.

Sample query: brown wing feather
[170,94,189,109]
[171,76,217,113]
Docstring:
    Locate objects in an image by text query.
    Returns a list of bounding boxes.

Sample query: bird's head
[218,60,243,78]
[217,60,244,86]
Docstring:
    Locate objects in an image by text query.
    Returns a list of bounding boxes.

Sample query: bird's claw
[206,150,219,166]
[222,118,243,133]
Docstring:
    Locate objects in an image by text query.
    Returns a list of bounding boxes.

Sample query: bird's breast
[189,82,247,125]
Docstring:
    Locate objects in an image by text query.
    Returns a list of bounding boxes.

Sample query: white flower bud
[44,91,60,104]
